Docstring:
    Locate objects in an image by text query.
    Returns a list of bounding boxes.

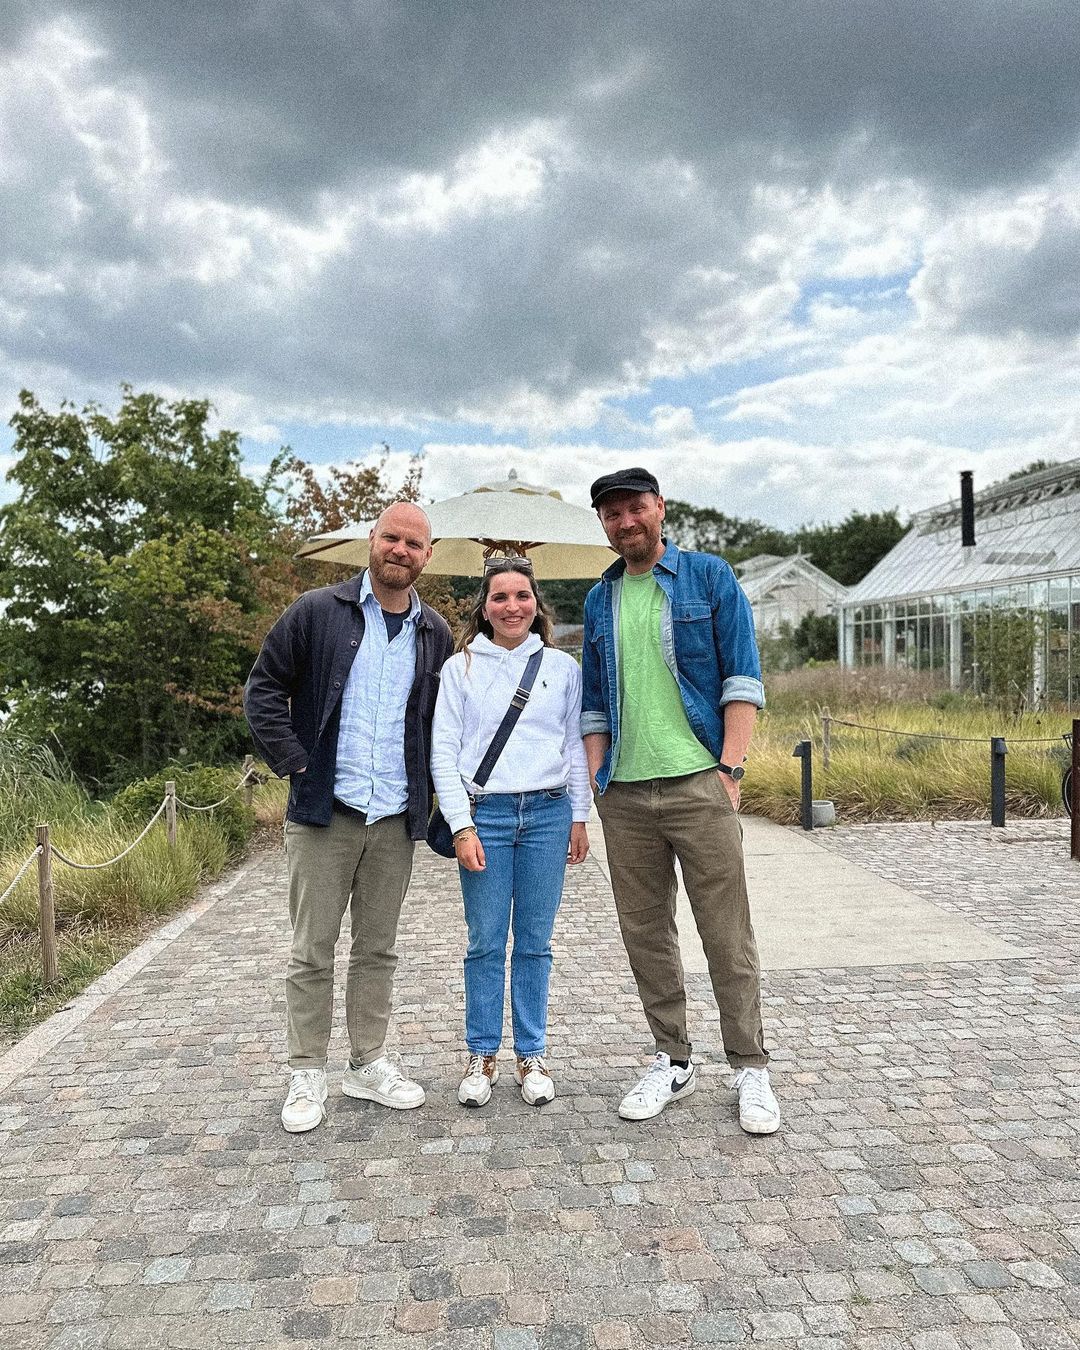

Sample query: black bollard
[792,740,813,831]
[990,737,1007,828]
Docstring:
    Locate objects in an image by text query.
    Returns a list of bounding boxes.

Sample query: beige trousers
[283,809,414,1069]
[596,768,767,1069]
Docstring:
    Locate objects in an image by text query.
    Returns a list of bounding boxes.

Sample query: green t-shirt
[612,570,718,782]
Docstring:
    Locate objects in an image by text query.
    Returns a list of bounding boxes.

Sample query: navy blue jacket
[243,572,454,838]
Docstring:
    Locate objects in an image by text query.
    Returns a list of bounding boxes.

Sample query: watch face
[730,765,746,782]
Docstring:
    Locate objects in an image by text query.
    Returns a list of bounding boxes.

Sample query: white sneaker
[281,1068,327,1133]
[342,1054,426,1109]
[458,1054,499,1108]
[618,1052,696,1121]
[734,1066,780,1135]
[515,1055,555,1107]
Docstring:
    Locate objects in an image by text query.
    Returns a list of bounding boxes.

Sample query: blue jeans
[459,789,572,1057]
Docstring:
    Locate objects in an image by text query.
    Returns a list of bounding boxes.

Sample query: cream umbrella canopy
[295,471,616,580]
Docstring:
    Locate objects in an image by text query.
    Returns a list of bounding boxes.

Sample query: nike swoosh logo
[670,1073,694,1094]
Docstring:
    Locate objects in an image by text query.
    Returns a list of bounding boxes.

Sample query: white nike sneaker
[733,1066,780,1135]
[342,1054,425,1109]
[281,1068,327,1133]
[618,1052,696,1121]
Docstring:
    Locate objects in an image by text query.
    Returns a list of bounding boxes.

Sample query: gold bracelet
[452,826,477,842]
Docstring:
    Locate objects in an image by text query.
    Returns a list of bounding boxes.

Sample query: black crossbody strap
[472,649,544,787]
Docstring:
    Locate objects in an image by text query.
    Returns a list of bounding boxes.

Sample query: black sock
[670,1058,689,1070]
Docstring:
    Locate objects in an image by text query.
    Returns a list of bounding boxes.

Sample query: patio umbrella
[295,470,616,579]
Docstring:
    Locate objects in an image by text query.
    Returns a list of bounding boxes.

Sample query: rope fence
[48,799,170,871]
[0,845,44,909]
[823,716,1066,746]
[803,709,1078,860]
[0,757,262,986]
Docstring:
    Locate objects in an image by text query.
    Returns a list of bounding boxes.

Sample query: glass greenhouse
[839,459,1080,709]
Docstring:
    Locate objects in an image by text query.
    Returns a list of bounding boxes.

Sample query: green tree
[0,388,280,784]
[1003,458,1060,482]
[793,611,839,664]
[663,499,789,561]
[663,498,905,586]
[792,510,906,586]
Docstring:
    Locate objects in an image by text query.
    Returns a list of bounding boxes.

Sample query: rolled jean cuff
[349,1044,387,1069]
[466,1043,500,1056]
[727,1052,769,1070]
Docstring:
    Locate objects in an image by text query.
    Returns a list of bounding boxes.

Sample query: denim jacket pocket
[672,603,714,656]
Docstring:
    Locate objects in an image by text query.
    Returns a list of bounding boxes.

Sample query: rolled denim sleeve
[579,592,611,737]
[712,563,766,710]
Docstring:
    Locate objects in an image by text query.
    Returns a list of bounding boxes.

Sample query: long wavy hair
[457,559,557,664]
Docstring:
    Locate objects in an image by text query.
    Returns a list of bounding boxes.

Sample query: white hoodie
[430,632,592,834]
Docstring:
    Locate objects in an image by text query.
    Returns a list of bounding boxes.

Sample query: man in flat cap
[581,468,779,1134]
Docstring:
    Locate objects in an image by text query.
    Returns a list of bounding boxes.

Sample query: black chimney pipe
[960,470,975,547]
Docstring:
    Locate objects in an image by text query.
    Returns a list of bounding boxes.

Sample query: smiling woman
[429,558,591,1109]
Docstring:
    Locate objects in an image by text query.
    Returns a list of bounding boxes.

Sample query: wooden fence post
[822,706,831,773]
[243,754,255,810]
[36,824,57,986]
[165,781,177,848]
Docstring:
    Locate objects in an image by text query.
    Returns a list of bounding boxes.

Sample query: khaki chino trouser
[596,768,767,1069]
[283,809,414,1069]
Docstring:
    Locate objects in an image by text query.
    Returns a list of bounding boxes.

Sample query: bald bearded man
[245,502,453,1132]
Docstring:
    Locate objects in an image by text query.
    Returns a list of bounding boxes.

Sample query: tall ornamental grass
[743,665,1070,824]
[0,736,98,855]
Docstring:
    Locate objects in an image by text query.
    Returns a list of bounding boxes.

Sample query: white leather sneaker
[618,1052,696,1121]
[281,1068,327,1133]
[734,1066,780,1135]
[342,1054,425,1109]
[515,1055,555,1106]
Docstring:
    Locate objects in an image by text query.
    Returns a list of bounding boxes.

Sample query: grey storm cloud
[916,202,1080,339]
[3,0,1080,427]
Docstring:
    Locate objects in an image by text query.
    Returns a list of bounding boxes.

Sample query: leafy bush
[112,763,254,854]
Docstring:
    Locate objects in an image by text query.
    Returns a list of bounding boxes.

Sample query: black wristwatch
[718,762,746,782]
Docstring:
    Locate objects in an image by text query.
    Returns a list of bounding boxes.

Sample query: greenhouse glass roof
[844,458,1080,605]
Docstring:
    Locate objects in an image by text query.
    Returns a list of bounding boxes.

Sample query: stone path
[1,819,1078,1349]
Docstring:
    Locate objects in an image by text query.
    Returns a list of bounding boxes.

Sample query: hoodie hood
[466,631,544,660]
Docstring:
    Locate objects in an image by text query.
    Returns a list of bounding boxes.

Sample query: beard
[615,524,660,565]
[368,552,423,591]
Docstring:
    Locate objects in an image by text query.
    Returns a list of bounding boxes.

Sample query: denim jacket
[580,541,765,792]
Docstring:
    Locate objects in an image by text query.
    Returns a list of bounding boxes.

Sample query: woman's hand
[454,828,486,872]
[567,822,590,865]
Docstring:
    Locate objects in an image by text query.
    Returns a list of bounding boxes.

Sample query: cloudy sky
[2,1,1079,526]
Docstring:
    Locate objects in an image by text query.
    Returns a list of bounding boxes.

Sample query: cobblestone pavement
[1,820,1078,1349]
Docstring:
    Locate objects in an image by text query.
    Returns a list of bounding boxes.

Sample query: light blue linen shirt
[333,572,420,821]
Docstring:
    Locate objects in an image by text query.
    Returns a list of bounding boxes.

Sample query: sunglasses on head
[483,555,534,575]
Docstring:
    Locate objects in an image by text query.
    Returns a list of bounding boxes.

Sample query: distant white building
[736,553,848,638]
[839,459,1080,709]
